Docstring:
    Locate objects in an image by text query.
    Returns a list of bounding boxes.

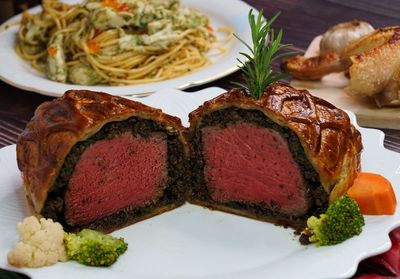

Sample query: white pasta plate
[0,87,400,279]
[0,0,253,97]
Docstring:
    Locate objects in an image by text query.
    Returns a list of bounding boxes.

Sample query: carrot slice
[86,39,100,54]
[347,172,397,215]
[47,46,57,57]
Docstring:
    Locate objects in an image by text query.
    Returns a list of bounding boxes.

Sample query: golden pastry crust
[189,83,362,202]
[17,90,187,214]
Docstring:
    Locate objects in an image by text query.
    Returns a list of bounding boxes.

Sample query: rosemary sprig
[234,9,294,99]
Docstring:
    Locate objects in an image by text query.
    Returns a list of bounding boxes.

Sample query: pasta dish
[16,0,232,85]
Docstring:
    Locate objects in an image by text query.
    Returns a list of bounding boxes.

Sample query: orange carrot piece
[347,172,397,215]
[47,46,57,57]
[117,3,132,12]
[101,0,117,9]
[86,39,100,54]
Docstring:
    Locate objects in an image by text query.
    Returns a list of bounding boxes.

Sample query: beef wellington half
[17,90,189,232]
[188,83,362,229]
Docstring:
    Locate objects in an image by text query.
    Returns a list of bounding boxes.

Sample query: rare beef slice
[188,83,362,228]
[16,82,362,232]
[17,90,189,232]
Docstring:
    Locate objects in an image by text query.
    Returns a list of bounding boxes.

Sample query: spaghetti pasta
[16,0,232,85]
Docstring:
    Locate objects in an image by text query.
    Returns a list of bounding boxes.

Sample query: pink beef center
[65,132,168,225]
[202,123,309,216]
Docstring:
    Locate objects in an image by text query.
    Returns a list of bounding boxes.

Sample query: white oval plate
[0,0,254,97]
[1,87,400,279]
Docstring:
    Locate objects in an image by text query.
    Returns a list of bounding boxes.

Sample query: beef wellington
[17,90,189,232]
[188,83,362,229]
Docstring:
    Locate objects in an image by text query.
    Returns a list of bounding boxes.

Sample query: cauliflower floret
[7,216,67,268]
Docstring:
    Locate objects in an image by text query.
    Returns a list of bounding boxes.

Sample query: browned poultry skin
[345,27,400,102]
[281,53,350,80]
[281,26,400,107]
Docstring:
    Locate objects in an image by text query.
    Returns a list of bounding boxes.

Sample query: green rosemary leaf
[236,58,247,69]
[238,52,253,61]
[234,35,254,54]
[234,9,291,99]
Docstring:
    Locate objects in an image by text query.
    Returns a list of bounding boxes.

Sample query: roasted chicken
[282,21,400,107]
[281,20,374,81]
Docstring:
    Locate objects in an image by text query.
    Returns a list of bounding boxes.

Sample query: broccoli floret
[64,229,128,266]
[304,195,365,246]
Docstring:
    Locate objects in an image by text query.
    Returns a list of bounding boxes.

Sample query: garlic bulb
[320,20,374,55]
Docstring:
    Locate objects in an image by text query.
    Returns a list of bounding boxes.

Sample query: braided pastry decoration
[189,82,362,202]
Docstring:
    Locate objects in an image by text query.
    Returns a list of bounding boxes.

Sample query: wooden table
[0,0,399,277]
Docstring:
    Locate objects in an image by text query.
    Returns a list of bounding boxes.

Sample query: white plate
[290,35,400,130]
[1,87,400,279]
[0,0,254,97]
